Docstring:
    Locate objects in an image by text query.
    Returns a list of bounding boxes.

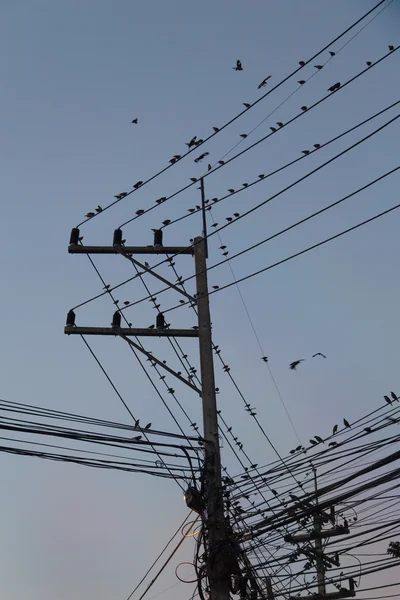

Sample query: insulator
[66,310,76,326]
[112,311,121,328]
[156,313,166,329]
[113,228,123,246]
[153,229,163,246]
[69,228,80,245]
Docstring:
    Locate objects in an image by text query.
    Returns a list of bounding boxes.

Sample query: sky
[0,0,400,598]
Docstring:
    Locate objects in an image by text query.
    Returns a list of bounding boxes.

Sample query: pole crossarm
[69,244,194,255]
[64,326,199,338]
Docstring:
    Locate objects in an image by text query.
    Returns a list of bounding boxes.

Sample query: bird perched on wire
[289,360,304,370]
[185,136,197,149]
[327,81,341,92]
[258,76,271,89]
[313,353,326,359]
[298,80,305,85]
[314,64,323,70]
[388,45,394,52]
[145,422,152,430]
[133,180,143,189]
[85,211,95,218]
[329,51,336,57]
[131,118,138,124]
[243,102,251,108]
[114,192,127,200]
[233,59,243,71]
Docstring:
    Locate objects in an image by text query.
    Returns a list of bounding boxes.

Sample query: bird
[301,150,310,155]
[366,61,372,66]
[391,391,399,402]
[218,160,225,165]
[299,61,305,67]
[114,192,128,199]
[312,353,326,359]
[162,219,171,226]
[212,285,219,290]
[134,419,140,428]
[261,356,268,362]
[131,118,138,124]
[329,51,336,57]
[332,424,338,435]
[135,209,145,215]
[328,82,341,92]
[145,422,151,429]
[343,418,351,428]
[384,395,392,405]
[208,164,212,171]
[133,181,143,189]
[313,143,321,149]
[186,136,197,148]
[364,427,372,434]
[85,212,95,218]
[388,45,394,52]
[276,122,284,128]
[242,182,248,187]
[243,102,251,109]
[314,435,324,444]
[228,188,235,194]
[258,174,265,179]
[298,80,306,85]
[301,106,308,111]
[233,212,240,217]
[289,360,304,370]
[123,301,130,306]
[258,76,271,89]
[314,64,323,70]
[132,435,142,441]
[310,438,318,445]
[190,177,197,183]
[233,59,243,71]
[240,133,248,138]
[270,126,277,132]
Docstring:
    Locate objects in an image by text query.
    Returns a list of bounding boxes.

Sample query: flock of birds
[289,353,326,370]
[80,45,396,222]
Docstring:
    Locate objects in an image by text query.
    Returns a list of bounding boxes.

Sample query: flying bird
[131,118,138,124]
[261,356,268,362]
[328,81,341,92]
[233,59,243,71]
[133,181,143,189]
[258,76,271,89]
[343,418,351,428]
[289,360,304,370]
[312,353,326,358]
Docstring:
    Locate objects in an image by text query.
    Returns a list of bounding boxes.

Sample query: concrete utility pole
[194,236,230,600]
[313,469,326,597]
[66,228,230,600]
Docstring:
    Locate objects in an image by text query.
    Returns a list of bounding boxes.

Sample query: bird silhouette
[310,439,318,446]
[131,118,138,124]
[270,126,277,132]
[228,189,235,194]
[384,395,392,404]
[388,45,394,52]
[298,80,305,85]
[364,427,372,433]
[299,61,305,67]
[301,150,310,155]
[261,356,268,362]
[313,143,321,149]
[290,360,304,370]
[190,177,197,183]
[132,435,142,441]
[218,160,225,165]
[258,76,271,89]
[301,106,308,111]
[314,435,324,444]
[391,391,399,402]
[312,353,326,358]
[329,51,336,57]
[240,133,248,138]
[366,61,372,66]
[243,102,251,108]
[162,219,171,226]
[134,419,140,428]
[314,65,323,70]
[186,136,197,148]
[133,181,143,189]
[123,301,130,306]
[213,126,219,132]
[276,122,284,128]
[207,164,212,171]
[136,209,145,215]
[258,174,265,179]
[85,212,95,218]
[343,418,351,428]
[114,192,127,199]
[332,424,338,435]
[233,59,243,71]
[233,212,240,217]
[145,422,151,429]
[328,82,341,92]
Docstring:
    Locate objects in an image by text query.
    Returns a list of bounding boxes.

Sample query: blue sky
[1,1,399,598]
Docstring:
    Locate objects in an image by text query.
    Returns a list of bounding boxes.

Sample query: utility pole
[313,468,326,597]
[194,236,230,600]
[66,228,230,600]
